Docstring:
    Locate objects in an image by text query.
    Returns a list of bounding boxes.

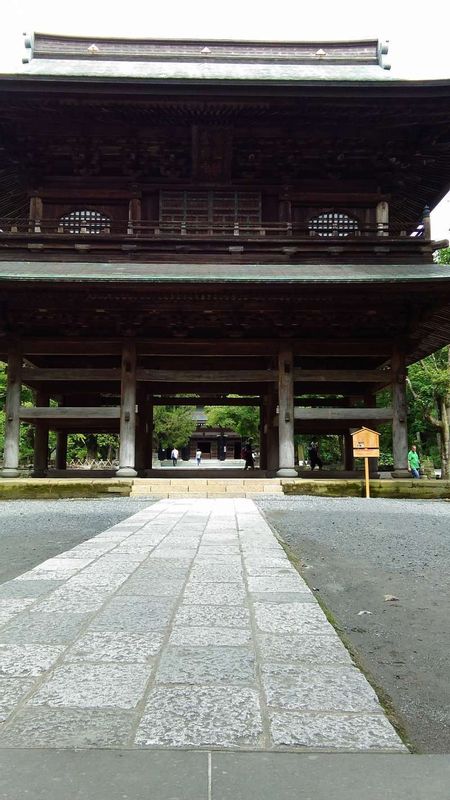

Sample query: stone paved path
[0,499,406,751]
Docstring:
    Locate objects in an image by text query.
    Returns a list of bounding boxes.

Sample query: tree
[153,405,197,450]
[407,348,450,478]
[204,403,260,444]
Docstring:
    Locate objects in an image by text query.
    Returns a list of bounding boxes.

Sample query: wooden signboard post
[352,427,380,498]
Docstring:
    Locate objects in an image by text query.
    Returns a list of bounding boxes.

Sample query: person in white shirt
[196,448,202,466]
[171,447,179,466]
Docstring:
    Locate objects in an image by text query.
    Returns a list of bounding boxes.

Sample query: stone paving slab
[1,751,449,800]
[0,498,406,752]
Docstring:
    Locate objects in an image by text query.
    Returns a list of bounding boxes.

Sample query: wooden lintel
[20,338,393,358]
[21,368,121,383]
[294,407,393,421]
[19,407,121,420]
[293,369,391,383]
[138,370,277,383]
[23,339,123,356]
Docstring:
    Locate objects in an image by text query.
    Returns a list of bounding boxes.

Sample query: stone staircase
[130,477,284,498]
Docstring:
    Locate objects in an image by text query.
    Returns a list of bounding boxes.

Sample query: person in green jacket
[408,444,420,478]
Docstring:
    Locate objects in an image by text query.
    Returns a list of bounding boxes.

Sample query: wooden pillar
[277,347,297,477]
[266,385,279,473]
[364,394,379,476]
[128,195,142,235]
[376,200,389,236]
[135,387,153,475]
[32,391,49,477]
[259,397,266,470]
[1,343,22,477]
[29,194,43,232]
[344,430,354,471]
[55,432,68,471]
[391,345,409,477]
[116,339,137,477]
[146,396,154,470]
[422,205,431,239]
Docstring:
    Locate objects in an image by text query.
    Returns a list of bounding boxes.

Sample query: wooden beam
[21,338,393,358]
[294,407,393,421]
[293,369,391,383]
[19,407,120,420]
[22,368,120,382]
[138,370,277,383]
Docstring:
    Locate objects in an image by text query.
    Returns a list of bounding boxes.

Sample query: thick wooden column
[146,396,154,470]
[364,394,380,476]
[391,345,409,477]
[135,387,146,475]
[32,391,49,477]
[277,347,297,477]
[344,430,354,471]
[1,342,22,478]
[265,385,279,473]
[55,432,68,471]
[135,388,153,475]
[116,339,137,477]
[259,398,266,470]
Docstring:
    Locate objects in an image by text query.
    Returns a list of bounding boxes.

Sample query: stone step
[130,478,284,498]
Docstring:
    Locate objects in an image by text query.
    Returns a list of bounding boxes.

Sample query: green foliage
[436,247,450,265]
[295,434,342,465]
[406,347,450,467]
[204,403,260,443]
[153,405,197,449]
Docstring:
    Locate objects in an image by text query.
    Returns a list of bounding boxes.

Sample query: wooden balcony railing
[0,218,426,239]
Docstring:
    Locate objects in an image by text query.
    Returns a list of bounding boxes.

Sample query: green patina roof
[1,262,450,284]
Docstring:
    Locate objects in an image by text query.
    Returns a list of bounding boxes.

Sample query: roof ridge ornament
[87,44,100,55]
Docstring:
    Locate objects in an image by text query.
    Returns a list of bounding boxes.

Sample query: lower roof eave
[2,261,450,285]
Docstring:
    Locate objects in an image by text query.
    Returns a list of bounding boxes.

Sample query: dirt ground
[257,495,450,754]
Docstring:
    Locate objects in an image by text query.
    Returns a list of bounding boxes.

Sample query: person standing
[196,448,202,466]
[408,444,421,478]
[307,440,323,470]
[171,447,179,467]
[242,441,255,470]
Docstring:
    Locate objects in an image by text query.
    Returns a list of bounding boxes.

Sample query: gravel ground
[256,495,450,754]
[0,499,155,584]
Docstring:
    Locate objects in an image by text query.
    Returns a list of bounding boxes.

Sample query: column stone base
[116,467,138,477]
[1,468,20,478]
[276,468,298,477]
[391,469,411,479]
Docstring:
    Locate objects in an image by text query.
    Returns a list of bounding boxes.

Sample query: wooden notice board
[352,427,380,498]
[352,427,380,458]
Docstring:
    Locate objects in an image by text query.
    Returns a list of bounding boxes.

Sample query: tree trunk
[85,434,98,461]
[440,394,450,480]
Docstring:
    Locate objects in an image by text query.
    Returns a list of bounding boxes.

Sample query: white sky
[1,0,450,240]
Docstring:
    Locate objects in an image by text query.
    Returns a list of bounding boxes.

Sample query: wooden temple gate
[1,33,450,478]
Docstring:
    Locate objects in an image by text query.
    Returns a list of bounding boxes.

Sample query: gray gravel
[0,499,155,584]
[256,495,450,754]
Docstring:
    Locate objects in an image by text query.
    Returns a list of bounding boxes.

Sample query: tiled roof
[1,262,450,284]
[13,32,395,83]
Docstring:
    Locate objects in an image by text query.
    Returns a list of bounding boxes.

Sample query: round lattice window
[59,209,111,234]
[308,211,359,238]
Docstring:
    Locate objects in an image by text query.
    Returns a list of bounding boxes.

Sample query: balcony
[0,217,438,265]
